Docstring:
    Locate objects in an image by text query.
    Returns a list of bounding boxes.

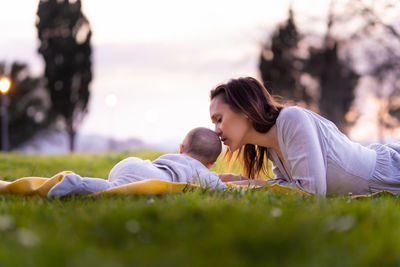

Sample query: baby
[48,127,226,197]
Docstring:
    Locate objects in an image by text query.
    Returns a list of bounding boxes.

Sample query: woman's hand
[218,173,248,182]
[226,179,269,186]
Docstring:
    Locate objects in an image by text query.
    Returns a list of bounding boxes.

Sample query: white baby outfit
[48,154,226,197]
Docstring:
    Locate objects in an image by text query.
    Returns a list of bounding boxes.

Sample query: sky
[1,0,387,149]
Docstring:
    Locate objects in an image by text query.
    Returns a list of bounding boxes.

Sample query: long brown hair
[210,77,283,179]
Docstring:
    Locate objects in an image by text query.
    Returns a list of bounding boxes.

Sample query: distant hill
[15,130,145,154]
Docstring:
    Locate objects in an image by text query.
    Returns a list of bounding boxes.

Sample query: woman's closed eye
[211,115,222,124]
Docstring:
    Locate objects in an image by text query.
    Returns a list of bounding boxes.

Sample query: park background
[0,1,400,266]
[1,0,399,153]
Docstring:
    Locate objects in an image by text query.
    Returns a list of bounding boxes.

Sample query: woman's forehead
[210,96,225,112]
[210,97,231,119]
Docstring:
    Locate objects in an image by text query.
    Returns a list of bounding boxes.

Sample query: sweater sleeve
[269,162,299,188]
[271,162,285,179]
[278,107,327,196]
[195,171,227,190]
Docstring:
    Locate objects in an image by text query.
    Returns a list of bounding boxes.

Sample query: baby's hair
[183,127,222,165]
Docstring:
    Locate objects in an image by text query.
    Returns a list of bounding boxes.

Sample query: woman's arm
[279,107,327,196]
[218,173,248,182]
[226,179,268,186]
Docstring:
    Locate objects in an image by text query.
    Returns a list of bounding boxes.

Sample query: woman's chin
[227,144,239,152]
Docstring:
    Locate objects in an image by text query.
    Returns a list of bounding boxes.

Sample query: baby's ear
[207,162,216,169]
[179,144,184,154]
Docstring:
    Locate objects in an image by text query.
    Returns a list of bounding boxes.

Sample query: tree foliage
[339,0,400,139]
[259,0,400,137]
[259,9,311,106]
[0,62,51,150]
[36,0,92,151]
[259,7,359,133]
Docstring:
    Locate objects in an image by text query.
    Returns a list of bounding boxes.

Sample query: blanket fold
[5,171,387,198]
[0,171,197,197]
[0,171,72,197]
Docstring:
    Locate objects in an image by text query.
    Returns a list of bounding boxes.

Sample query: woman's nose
[214,125,222,135]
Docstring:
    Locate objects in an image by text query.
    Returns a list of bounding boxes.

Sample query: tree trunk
[67,119,75,152]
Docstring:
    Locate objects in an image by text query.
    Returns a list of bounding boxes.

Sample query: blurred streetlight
[0,77,11,151]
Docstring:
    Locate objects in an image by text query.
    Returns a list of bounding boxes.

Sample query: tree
[337,0,400,141]
[259,8,312,106]
[304,1,360,132]
[36,0,92,152]
[305,41,360,132]
[0,62,52,150]
[259,4,360,133]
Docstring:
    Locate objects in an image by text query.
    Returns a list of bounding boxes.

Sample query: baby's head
[179,127,222,169]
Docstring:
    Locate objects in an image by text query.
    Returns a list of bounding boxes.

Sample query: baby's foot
[47,173,83,198]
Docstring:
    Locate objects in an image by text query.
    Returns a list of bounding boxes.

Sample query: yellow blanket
[0,171,310,197]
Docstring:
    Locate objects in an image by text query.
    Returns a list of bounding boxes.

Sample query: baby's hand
[218,173,248,182]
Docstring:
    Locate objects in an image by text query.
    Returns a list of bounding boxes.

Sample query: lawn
[0,151,399,266]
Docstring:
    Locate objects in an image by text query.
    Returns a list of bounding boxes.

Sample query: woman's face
[209,95,252,152]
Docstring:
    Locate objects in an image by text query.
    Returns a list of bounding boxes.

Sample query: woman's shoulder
[278,106,309,122]
[276,106,322,139]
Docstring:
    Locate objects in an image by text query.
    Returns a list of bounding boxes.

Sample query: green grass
[0,151,399,266]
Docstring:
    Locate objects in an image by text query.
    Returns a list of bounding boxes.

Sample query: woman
[209,76,400,196]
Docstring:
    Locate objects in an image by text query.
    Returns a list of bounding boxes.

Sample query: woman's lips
[221,137,228,145]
